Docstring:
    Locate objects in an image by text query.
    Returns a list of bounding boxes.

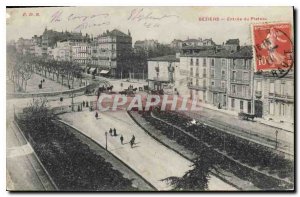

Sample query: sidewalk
[196,101,294,133]
[58,110,193,190]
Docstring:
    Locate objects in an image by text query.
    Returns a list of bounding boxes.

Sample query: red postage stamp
[252,22,293,72]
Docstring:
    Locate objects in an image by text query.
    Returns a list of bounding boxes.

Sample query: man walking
[113,128,117,136]
[120,135,124,145]
[109,128,113,136]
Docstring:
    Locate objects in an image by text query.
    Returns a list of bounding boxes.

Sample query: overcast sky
[6,6,293,45]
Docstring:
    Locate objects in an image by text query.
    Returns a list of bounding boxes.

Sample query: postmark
[252,22,293,78]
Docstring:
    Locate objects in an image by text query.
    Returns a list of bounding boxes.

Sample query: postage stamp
[252,22,293,75]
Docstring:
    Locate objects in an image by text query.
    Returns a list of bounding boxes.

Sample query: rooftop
[148,55,180,62]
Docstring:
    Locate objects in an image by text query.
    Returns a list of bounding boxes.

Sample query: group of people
[108,128,136,148]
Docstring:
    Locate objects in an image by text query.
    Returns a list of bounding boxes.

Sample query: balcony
[230,78,250,84]
[269,93,294,103]
[255,91,262,99]
[208,86,227,93]
[188,84,207,91]
[228,92,252,100]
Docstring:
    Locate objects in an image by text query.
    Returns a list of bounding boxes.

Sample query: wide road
[59,110,237,191]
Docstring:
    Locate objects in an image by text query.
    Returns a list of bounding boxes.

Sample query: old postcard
[6,6,294,191]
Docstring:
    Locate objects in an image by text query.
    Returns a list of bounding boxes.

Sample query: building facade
[227,46,254,114]
[95,29,133,77]
[147,54,180,94]
[254,71,294,123]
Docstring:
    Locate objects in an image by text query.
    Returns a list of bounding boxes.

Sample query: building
[72,42,91,67]
[134,39,158,51]
[227,46,254,114]
[16,38,31,55]
[170,39,183,50]
[224,39,240,52]
[147,54,180,94]
[53,41,73,61]
[254,71,294,123]
[95,29,133,77]
[182,38,215,47]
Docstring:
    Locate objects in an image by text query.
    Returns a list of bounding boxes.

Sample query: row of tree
[7,46,84,92]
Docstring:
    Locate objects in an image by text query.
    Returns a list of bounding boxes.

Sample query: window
[211,81,215,86]
[257,81,262,91]
[196,79,199,86]
[211,59,215,67]
[280,81,285,95]
[190,67,193,76]
[240,101,244,111]
[232,71,237,81]
[223,95,226,106]
[211,69,215,78]
[203,58,206,67]
[269,82,275,94]
[243,72,249,81]
[231,98,235,108]
[203,68,207,78]
[232,85,236,94]
[203,79,206,87]
[269,102,275,115]
[196,68,199,77]
[221,81,225,89]
[190,58,193,66]
[222,59,226,66]
[196,59,199,66]
[221,70,226,79]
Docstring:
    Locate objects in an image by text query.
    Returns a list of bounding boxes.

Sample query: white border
[1,1,299,197]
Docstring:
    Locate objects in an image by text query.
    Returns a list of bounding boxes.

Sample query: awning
[90,68,96,73]
[100,70,110,74]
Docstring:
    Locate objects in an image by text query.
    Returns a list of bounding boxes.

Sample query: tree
[162,148,223,191]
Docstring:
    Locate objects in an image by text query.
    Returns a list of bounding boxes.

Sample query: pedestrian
[86,101,89,107]
[43,79,45,82]
[83,100,85,107]
[120,135,124,145]
[109,128,113,136]
[95,112,98,119]
[132,134,135,143]
[113,128,117,136]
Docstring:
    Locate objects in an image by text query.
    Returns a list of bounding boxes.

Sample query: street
[58,109,236,191]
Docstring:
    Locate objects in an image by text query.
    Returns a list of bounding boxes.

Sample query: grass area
[138,109,294,190]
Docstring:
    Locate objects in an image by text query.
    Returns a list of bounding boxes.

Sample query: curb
[56,119,157,191]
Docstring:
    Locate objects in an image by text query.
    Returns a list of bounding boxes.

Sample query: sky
[6,6,293,45]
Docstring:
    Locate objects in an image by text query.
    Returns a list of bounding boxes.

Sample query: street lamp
[105,131,108,150]
[275,130,279,149]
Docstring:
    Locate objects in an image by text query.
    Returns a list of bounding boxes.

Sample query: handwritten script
[50,10,110,31]
[127,8,179,28]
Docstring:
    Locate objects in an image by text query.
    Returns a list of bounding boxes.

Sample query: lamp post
[105,131,108,150]
[275,130,279,149]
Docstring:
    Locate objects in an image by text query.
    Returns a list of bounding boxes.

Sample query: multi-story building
[54,41,73,61]
[72,42,91,67]
[95,29,133,77]
[147,54,180,94]
[254,71,294,123]
[16,38,31,55]
[227,46,254,114]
